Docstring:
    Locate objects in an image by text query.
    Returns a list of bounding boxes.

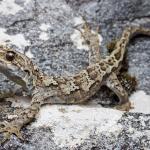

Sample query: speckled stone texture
[0,0,150,149]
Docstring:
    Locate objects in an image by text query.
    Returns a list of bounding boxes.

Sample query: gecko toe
[0,121,24,144]
[114,101,133,111]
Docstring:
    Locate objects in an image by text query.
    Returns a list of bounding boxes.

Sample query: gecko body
[0,26,150,143]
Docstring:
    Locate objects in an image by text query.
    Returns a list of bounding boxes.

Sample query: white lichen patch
[25,50,34,58]
[73,16,85,26]
[7,114,18,120]
[39,23,51,31]
[70,29,89,50]
[0,0,23,15]
[39,23,51,40]
[32,105,123,147]
[70,17,103,51]
[39,32,49,41]
[0,28,30,48]
[24,0,32,6]
[129,90,150,114]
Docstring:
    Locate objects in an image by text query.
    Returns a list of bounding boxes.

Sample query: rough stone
[0,0,150,149]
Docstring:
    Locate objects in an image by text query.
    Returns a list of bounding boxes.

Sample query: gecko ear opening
[6,51,16,61]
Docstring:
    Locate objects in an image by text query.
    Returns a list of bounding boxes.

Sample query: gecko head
[0,45,34,86]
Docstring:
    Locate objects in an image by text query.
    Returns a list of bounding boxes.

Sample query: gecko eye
[6,51,15,61]
[86,40,90,45]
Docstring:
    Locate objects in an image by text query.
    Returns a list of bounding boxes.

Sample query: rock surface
[0,0,150,149]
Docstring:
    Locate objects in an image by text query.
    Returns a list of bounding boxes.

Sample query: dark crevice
[103,15,150,24]
[6,18,36,27]
[129,15,150,21]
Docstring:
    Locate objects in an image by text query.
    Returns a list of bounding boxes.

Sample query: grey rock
[0,0,150,149]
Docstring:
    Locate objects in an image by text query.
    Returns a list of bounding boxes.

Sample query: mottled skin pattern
[0,26,150,144]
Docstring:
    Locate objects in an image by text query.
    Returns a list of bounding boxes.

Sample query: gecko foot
[0,121,24,144]
[114,101,133,111]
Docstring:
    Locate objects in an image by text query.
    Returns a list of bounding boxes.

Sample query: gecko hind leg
[79,22,132,111]
[79,22,131,110]
[105,73,131,111]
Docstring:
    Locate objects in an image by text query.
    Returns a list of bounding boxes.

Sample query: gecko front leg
[0,88,43,144]
[0,105,38,144]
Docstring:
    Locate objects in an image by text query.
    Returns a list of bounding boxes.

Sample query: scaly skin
[0,26,150,144]
[79,22,137,104]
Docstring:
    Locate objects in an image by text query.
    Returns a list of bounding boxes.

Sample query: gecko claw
[0,121,24,144]
[114,101,133,111]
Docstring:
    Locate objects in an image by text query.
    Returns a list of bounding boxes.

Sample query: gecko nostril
[6,51,15,61]
[24,69,30,75]
[86,40,90,45]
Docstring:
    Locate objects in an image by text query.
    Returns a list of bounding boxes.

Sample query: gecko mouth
[0,60,27,88]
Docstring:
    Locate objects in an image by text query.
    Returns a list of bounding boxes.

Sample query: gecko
[0,26,150,144]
